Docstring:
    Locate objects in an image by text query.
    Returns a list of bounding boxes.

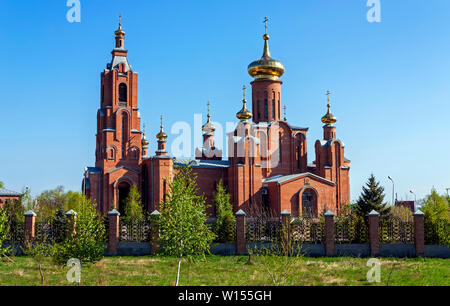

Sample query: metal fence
[291,217,324,244]
[334,215,369,244]
[379,216,414,244]
[246,217,281,243]
[118,217,151,242]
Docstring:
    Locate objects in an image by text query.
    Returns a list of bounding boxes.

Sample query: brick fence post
[24,210,36,243]
[150,210,161,254]
[413,209,425,257]
[324,210,335,256]
[280,210,291,254]
[368,210,380,257]
[235,210,246,255]
[65,210,77,236]
[107,209,120,254]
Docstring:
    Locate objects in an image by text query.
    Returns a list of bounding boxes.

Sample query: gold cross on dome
[242,85,247,99]
[283,105,287,121]
[263,16,269,34]
[119,13,122,26]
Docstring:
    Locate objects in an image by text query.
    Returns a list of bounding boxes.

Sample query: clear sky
[0,0,449,203]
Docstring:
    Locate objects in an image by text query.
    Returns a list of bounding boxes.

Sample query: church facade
[83,20,351,218]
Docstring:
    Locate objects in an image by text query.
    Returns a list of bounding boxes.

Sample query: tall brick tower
[84,18,143,215]
[248,17,285,124]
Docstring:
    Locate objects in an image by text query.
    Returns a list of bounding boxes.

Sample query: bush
[51,196,106,265]
[123,184,144,222]
[213,180,235,242]
[390,205,413,222]
[421,188,450,245]
[0,208,11,256]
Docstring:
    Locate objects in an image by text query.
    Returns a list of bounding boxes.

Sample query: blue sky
[0,0,449,202]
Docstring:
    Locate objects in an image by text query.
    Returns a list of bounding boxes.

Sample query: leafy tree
[22,187,35,211]
[52,207,67,243]
[390,205,413,222]
[3,199,24,244]
[35,186,66,221]
[0,181,4,189]
[354,174,390,218]
[213,180,235,242]
[23,240,51,285]
[421,188,449,245]
[123,184,144,222]
[159,167,215,286]
[0,208,12,259]
[52,195,106,265]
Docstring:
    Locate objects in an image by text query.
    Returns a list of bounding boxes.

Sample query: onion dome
[248,17,285,81]
[202,101,216,134]
[321,90,337,125]
[236,85,253,121]
[115,14,125,37]
[141,124,149,147]
[156,115,168,141]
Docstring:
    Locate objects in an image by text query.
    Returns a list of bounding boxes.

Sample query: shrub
[123,184,144,222]
[51,196,106,265]
[421,188,450,245]
[0,208,11,257]
[213,180,235,242]
[390,205,413,222]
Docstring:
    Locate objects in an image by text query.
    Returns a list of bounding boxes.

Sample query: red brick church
[83,19,351,218]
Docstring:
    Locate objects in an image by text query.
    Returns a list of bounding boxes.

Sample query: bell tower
[248,17,285,123]
[85,17,144,215]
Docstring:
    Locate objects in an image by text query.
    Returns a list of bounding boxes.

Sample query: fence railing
[334,215,369,243]
[291,217,324,244]
[246,217,280,243]
[118,217,151,242]
[379,216,414,244]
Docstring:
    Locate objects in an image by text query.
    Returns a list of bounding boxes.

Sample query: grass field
[0,255,448,286]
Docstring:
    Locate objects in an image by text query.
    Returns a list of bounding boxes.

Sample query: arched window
[264,99,268,120]
[264,91,268,120]
[278,134,282,165]
[272,91,276,119]
[302,190,315,217]
[119,83,127,105]
[122,112,128,159]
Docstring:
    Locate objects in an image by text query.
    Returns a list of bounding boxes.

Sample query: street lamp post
[409,190,416,202]
[388,176,395,206]
[410,190,416,211]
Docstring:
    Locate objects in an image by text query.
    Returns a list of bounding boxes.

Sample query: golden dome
[321,91,337,125]
[202,101,216,134]
[142,133,149,147]
[236,85,253,121]
[236,100,252,121]
[248,33,285,80]
[156,116,168,141]
[115,14,125,37]
[141,124,149,146]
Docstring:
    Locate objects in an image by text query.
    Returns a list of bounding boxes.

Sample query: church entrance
[118,182,131,216]
[302,189,316,218]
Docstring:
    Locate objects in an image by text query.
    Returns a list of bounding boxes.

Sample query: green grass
[0,255,448,286]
